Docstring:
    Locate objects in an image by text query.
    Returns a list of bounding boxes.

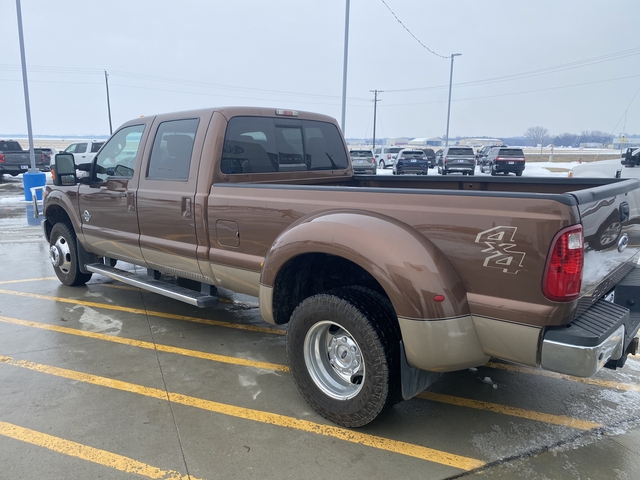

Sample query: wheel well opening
[271,253,394,325]
[43,205,72,240]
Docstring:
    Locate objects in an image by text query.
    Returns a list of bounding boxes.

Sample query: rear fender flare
[261,210,469,321]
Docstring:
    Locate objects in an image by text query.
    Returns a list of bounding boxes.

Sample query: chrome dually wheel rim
[50,236,72,274]
[304,321,365,400]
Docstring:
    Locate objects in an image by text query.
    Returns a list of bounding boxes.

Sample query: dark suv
[393,149,429,175]
[481,147,526,176]
[476,144,506,167]
[420,148,436,168]
[437,146,476,175]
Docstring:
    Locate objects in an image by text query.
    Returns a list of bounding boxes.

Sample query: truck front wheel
[49,223,92,286]
[286,289,400,427]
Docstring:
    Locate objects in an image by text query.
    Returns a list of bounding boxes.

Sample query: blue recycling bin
[23,171,47,201]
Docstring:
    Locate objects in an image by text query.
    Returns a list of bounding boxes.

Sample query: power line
[381,73,640,106]
[379,0,448,59]
[384,47,640,93]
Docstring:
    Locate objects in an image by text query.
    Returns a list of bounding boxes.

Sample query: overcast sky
[2,0,640,140]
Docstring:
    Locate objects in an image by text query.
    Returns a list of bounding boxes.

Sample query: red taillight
[41,153,45,161]
[0,153,4,163]
[543,225,584,301]
[387,154,391,159]
[444,156,449,163]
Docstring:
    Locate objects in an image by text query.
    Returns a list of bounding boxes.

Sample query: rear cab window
[447,148,474,155]
[498,148,525,157]
[350,150,374,157]
[221,116,348,174]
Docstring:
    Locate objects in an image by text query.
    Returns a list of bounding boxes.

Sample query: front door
[77,123,148,265]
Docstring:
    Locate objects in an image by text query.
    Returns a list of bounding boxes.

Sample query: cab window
[94,125,145,182]
[221,116,348,174]
[147,118,199,181]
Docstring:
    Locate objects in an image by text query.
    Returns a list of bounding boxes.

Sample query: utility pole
[445,53,461,147]
[370,89,382,150]
[105,70,113,135]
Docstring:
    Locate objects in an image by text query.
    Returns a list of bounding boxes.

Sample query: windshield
[388,147,402,154]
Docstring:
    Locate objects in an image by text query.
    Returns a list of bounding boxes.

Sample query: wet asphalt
[0,175,639,480]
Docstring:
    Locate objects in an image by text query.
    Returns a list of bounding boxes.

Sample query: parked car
[481,147,526,176]
[475,144,506,166]
[349,149,377,174]
[437,146,476,175]
[63,140,105,164]
[373,146,403,169]
[0,139,51,177]
[420,148,436,168]
[393,149,429,175]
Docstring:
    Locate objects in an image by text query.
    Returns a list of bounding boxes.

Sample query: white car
[372,146,403,169]
[63,140,105,164]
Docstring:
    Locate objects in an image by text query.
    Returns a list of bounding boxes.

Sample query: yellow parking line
[0,420,201,480]
[0,277,57,285]
[0,315,612,432]
[0,355,485,471]
[486,362,640,393]
[0,288,283,335]
[417,392,601,430]
[0,315,288,372]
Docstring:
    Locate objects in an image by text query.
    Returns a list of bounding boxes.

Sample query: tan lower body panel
[259,285,275,324]
[398,315,490,372]
[472,316,541,367]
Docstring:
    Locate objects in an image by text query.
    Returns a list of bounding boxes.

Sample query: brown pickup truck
[41,107,640,427]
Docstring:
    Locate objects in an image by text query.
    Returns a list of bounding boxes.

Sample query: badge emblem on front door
[83,210,91,222]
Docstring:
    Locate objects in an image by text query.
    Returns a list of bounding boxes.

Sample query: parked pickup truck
[41,107,640,427]
[0,139,51,178]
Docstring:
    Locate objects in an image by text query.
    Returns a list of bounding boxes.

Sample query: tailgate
[573,179,640,297]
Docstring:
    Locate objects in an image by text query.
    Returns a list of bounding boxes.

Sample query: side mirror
[52,153,77,186]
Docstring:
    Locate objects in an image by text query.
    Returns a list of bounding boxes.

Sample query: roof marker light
[275,109,299,117]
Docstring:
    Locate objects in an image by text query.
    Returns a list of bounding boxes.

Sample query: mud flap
[400,341,442,400]
[76,239,98,274]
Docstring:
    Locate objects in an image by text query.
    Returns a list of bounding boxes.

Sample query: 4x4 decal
[475,226,526,274]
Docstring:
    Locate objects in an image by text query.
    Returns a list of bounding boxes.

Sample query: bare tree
[524,126,549,146]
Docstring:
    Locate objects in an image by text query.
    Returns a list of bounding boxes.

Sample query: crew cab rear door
[136,111,213,277]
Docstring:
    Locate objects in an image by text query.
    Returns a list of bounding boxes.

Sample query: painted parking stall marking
[0,420,200,480]
[0,355,486,471]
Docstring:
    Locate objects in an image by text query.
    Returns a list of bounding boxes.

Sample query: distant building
[458,137,503,147]
[387,137,411,146]
[613,135,640,150]
[407,137,444,147]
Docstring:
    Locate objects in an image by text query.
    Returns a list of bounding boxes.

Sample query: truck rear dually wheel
[286,289,400,427]
[49,223,92,286]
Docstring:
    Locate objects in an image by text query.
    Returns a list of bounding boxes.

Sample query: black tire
[441,169,447,175]
[49,223,92,286]
[286,288,401,427]
[379,160,385,169]
[469,170,475,176]
[490,165,497,176]
[515,170,523,177]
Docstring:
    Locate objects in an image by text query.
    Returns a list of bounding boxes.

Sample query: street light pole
[340,0,350,134]
[444,53,461,147]
[104,70,113,135]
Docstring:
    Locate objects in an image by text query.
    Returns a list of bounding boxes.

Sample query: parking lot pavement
[1,190,640,479]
